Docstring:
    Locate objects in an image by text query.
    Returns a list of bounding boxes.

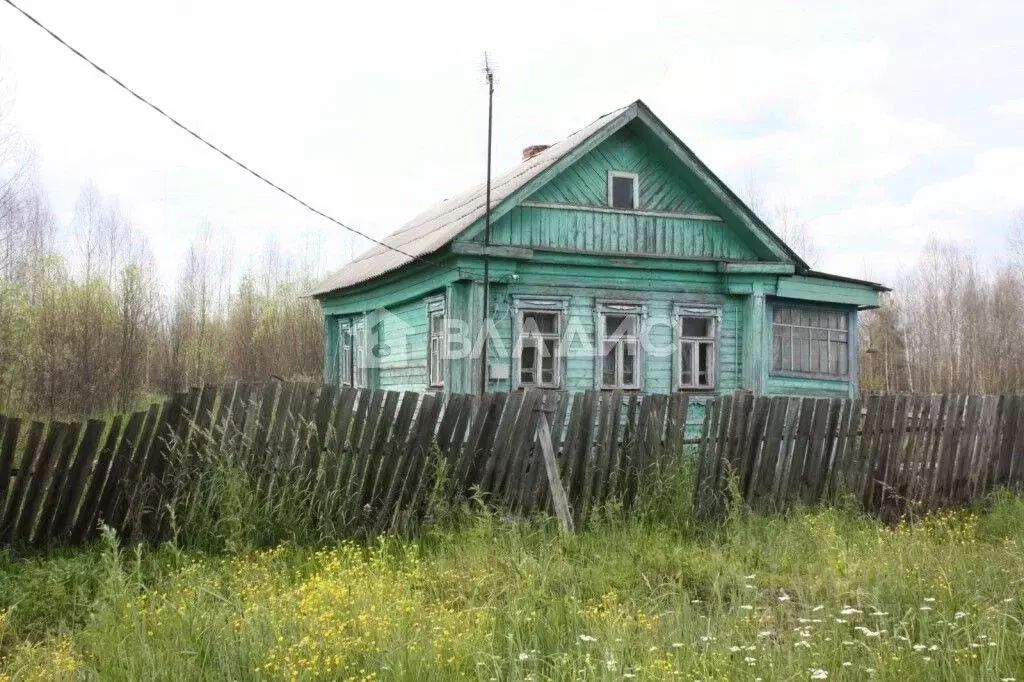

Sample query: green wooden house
[310,100,887,400]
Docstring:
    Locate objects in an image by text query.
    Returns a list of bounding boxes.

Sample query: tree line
[858,217,1024,395]
[0,140,323,418]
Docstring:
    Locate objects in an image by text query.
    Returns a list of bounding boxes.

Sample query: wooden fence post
[535,401,573,533]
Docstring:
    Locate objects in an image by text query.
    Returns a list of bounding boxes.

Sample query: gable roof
[310,100,806,297]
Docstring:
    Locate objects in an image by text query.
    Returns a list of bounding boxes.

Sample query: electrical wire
[1,0,423,262]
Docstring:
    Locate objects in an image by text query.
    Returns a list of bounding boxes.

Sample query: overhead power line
[2,0,422,262]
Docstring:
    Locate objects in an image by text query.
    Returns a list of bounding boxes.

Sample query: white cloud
[812,146,1024,283]
[990,98,1024,117]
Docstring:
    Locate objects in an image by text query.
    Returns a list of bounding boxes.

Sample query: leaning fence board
[15,423,69,543]
[69,415,124,544]
[111,403,163,537]
[49,419,105,542]
[33,421,82,545]
[1,422,44,543]
[0,418,19,527]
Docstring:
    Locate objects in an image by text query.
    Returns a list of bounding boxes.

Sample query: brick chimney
[521,144,550,161]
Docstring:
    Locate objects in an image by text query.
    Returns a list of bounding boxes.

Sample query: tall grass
[1,492,1023,680]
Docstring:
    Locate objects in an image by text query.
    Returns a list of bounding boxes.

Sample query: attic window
[608,171,639,209]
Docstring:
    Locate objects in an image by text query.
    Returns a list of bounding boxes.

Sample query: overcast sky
[1,0,1022,288]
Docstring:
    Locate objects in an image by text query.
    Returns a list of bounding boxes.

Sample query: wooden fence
[693,391,1024,519]
[0,382,691,547]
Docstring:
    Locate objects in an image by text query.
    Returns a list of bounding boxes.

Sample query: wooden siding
[480,267,745,396]
[488,205,759,260]
[376,297,432,391]
[527,124,716,214]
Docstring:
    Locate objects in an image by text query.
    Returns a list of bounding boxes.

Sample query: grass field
[1,492,1023,681]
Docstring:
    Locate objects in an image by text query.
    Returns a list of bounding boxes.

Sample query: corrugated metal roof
[308,104,630,297]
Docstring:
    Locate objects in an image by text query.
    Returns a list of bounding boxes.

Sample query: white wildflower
[518,652,530,661]
[835,618,847,623]
[923,597,936,602]
[671,642,684,648]
[842,662,852,667]
[778,591,792,602]
[919,606,933,611]
[812,605,825,611]
[912,644,926,651]
[605,658,617,672]
[839,606,862,615]
[758,630,773,638]
[854,626,884,637]
[795,641,811,648]
[809,668,829,679]
[954,611,967,620]
[740,605,754,611]
[730,646,742,652]
[578,634,597,643]
[922,656,931,662]
[744,656,756,664]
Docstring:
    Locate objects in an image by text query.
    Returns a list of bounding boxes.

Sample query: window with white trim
[600,306,642,389]
[337,318,353,386]
[338,317,368,387]
[677,309,718,390]
[518,309,562,388]
[771,306,849,377]
[607,171,639,210]
[427,297,446,388]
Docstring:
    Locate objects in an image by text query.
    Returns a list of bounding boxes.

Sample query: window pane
[772,328,788,371]
[681,317,711,337]
[623,340,637,386]
[680,341,693,386]
[602,341,617,386]
[521,345,536,373]
[542,339,556,370]
[829,339,843,375]
[611,175,635,209]
[793,326,810,372]
[605,314,625,337]
[430,313,444,334]
[521,368,535,384]
[540,369,554,385]
[524,311,558,335]
[605,313,637,338]
[809,328,827,373]
[698,342,712,386]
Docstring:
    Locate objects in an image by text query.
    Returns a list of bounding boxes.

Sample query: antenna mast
[479,53,495,395]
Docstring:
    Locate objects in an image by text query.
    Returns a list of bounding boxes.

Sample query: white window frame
[596,301,646,391]
[607,171,639,210]
[512,297,568,390]
[426,295,446,389]
[674,305,721,392]
[337,316,369,388]
[771,305,851,379]
[351,317,369,388]
[337,317,353,386]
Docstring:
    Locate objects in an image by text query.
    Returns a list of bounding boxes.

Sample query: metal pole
[479,54,494,396]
